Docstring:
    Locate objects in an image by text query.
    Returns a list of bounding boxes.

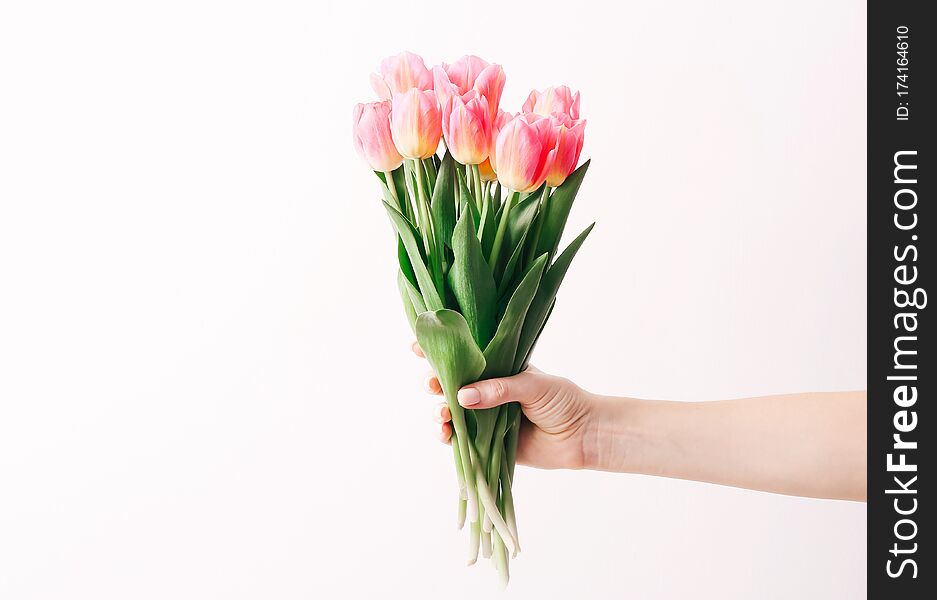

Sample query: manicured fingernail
[424,377,436,393]
[457,388,480,406]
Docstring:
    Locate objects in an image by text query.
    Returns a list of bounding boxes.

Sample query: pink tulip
[522,85,581,121]
[370,51,434,100]
[487,110,516,174]
[352,101,403,172]
[542,116,586,187]
[493,114,556,193]
[441,91,491,165]
[433,58,505,124]
[390,89,442,159]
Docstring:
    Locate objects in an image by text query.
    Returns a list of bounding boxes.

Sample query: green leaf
[397,269,423,331]
[497,225,529,298]
[415,310,486,392]
[375,167,410,218]
[478,192,498,257]
[448,210,498,348]
[430,152,456,250]
[482,254,548,378]
[383,200,444,311]
[458,173,479,231]
[495,191,541,283]
[534,160,590,260]
[516,299,555,373]
[514,223,594,372]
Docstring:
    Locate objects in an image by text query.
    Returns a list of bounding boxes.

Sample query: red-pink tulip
[441,91,491,165]
[352,101,403,172]
[522,85,581,121]
[370,51,434,100]
[493,114,556,193]
[543,116,586,187]
[390,89,442,159]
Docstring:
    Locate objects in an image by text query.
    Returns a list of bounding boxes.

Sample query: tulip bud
[494,114,555,193]
[441,91,491,166]
[522,85,581,121]
[352,101,404,172]
[434,59,505,125]
[390,89,442,159]
[543,117,586,187]
[370,51,434,100]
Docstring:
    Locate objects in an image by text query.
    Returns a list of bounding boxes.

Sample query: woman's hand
[412,341,597,470]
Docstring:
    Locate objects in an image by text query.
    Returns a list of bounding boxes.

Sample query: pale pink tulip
[494,114,556,193]
[441,91,491,165]
[352,101,403,172]
[390,89,442,159]
[433,59,505,123]
[522,85,581,120]
[370,51,434,100]
[487,110,516,174]
[543,116,586,187]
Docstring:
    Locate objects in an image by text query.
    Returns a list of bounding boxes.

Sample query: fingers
[456,370,542,410]
[424,373,442,395]
[440,421,452,444]
[432,402,451,424]
[411,341,425,358]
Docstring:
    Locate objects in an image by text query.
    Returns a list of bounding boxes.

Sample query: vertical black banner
[868,1,932,597]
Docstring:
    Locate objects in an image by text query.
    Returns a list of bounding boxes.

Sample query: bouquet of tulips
[353,52,593,584]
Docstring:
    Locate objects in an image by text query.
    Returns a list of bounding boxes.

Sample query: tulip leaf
[430,152,456,250]
[398,236,416,288]
[458,173,480,232]
[448,210,498,348]
[478,193,498,257]
[483,253,548,379]
[375,167,411,219]
[495,191,541,283]
[397,269,424,331]
[383,200,443,311]
[534,160,590,260]
[514,223,594,372]
[516,298,555,372]
[497,224,527,298]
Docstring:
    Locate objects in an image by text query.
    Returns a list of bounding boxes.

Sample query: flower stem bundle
[354,52,594,585]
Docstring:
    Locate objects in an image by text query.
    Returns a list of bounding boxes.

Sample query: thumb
[456,371,543,410]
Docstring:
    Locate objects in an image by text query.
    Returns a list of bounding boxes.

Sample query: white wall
[0,1,866,598]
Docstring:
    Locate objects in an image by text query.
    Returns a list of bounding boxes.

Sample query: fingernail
[457,388,480,406]
[424,377,436,393]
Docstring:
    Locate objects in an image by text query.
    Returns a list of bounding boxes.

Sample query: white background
[0,1,866,598]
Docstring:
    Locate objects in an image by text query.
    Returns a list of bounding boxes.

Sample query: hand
[412,341,597,470]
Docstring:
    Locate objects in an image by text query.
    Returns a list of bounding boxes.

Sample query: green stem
[414,159,444,296]
[487,191,517,268]
[472,164,484,212]
[500,452,520,556]
[468,443,517,555]
[526,185,550,267]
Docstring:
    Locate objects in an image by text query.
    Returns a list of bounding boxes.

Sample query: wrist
[582,394,650,472]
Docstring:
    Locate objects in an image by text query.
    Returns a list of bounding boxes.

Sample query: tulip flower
[522,85,581,121]
[370,51,434,100]
[487,110,515,175]
[478,158,496,182]
[542,116,586,187]
[434,58,505,125]
[390,89,442,159]
[441,91,491,166]
[493,114,556,193]
[352,101,404,172]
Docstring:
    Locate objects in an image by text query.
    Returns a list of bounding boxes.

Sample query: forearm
[584,391,867,501]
